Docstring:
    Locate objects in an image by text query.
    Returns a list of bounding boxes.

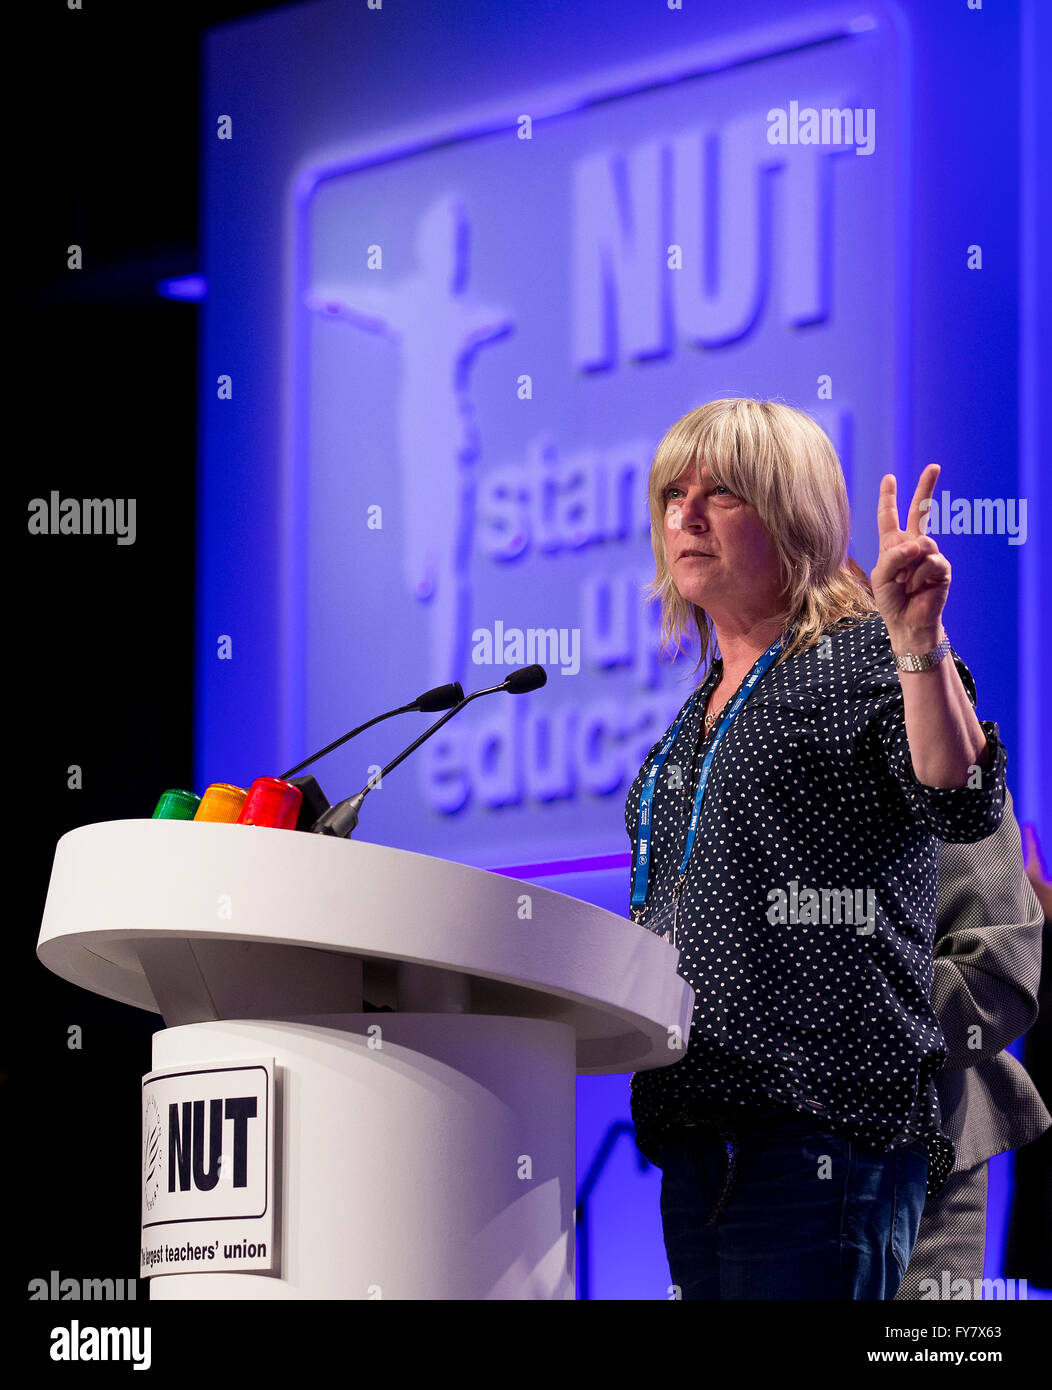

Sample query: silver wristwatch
[892,631,951,672]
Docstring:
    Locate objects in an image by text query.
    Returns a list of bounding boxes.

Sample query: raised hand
[870,464,950,649]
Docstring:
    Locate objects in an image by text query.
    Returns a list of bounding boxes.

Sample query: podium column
[148,1013,576,1300]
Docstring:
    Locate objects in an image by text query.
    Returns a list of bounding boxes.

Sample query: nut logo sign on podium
[140,1059,275,1278]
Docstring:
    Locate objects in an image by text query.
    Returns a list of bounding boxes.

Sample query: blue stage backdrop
[199,0,1045,1298]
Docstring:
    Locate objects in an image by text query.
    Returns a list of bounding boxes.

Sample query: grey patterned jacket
[933,789,1050,1171]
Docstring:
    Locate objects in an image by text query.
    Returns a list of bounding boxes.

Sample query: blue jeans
[657,1108,928,1299]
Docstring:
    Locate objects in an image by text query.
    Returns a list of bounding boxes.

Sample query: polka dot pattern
[627,613,1007,1199]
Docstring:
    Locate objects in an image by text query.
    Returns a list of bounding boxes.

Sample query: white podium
[36,820,694,1300]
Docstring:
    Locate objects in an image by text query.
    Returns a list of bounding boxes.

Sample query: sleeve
[930,793,1044,1069]
[848,617,1007,843]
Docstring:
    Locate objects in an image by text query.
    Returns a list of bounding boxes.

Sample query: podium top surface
[36,820,694,1074]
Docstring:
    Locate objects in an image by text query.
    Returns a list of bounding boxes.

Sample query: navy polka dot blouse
[626,612,1007,1199]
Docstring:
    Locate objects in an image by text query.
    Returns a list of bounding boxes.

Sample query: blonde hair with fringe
[645,398,876,676]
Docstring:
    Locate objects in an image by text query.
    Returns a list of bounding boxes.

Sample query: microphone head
[415,681,465,712]
[504,665,547,694]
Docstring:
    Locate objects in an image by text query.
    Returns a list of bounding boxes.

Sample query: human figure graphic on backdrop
[307,193,513,686]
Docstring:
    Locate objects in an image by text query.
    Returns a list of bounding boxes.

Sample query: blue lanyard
[630,633,786,916]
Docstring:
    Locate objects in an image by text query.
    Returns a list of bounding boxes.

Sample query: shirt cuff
[896,718,1007,843]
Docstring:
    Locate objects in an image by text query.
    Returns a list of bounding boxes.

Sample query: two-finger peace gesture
[870,464,951,646]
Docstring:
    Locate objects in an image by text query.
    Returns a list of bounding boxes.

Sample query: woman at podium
[626,397,1006,1300]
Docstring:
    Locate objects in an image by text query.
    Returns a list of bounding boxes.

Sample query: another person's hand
[1022,823,1052,921]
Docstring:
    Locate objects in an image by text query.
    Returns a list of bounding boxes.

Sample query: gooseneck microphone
[279,681,464,781]
[311,665,548,838]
